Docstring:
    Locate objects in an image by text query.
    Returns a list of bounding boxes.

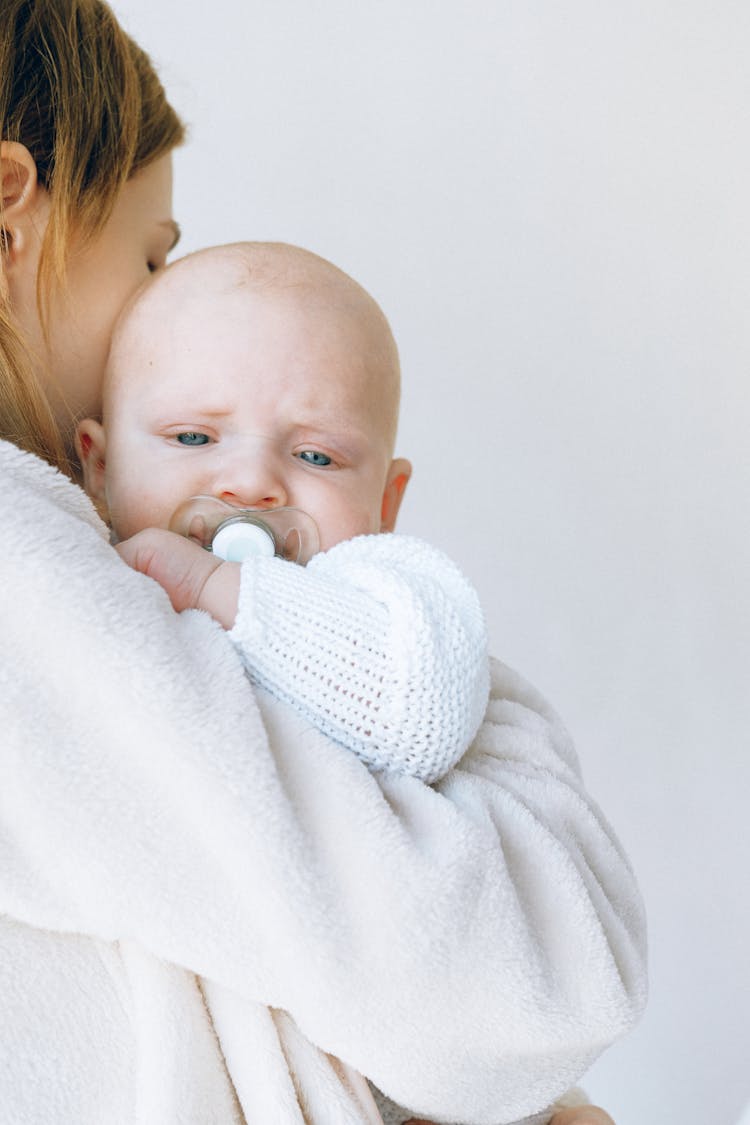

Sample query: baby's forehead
[107,244,401,444]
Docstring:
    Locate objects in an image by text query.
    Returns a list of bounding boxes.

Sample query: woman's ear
[75,419,108,506]
[380,457,412,532]
[1,142,40,286]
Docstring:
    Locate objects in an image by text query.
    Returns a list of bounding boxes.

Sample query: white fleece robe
[0,440,647,1125]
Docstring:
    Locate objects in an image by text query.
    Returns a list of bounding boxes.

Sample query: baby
[75,241,610,1125]
[76,241,490,785]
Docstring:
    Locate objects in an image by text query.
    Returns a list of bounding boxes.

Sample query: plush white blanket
[0,441,647,1124]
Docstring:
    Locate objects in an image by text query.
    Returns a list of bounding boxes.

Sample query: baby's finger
[549,1108,616,1125]
[116,527,221,612]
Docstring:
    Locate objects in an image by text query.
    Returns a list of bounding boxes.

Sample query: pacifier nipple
[169,496,319,565]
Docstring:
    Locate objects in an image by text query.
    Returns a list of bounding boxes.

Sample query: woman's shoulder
[0,439,108,540]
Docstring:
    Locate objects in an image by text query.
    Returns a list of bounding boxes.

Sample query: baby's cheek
[320,503,380,552]
[107,488,171,544]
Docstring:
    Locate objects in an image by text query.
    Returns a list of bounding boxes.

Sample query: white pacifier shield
[211,520,276,562]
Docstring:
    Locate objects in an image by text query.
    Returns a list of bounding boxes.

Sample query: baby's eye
[297,450,332,467]
[176,432,210,446]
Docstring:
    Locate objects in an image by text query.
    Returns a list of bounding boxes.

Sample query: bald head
[107,242,402,452]
[82,241,412,550]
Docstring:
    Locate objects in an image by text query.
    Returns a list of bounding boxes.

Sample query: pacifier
[169,496,319,564]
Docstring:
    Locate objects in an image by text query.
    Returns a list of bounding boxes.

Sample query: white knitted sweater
[228,534,490,783]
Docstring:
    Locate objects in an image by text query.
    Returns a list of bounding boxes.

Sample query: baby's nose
[214,451,287,511]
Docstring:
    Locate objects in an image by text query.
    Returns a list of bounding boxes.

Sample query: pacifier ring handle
[212,517,276,562]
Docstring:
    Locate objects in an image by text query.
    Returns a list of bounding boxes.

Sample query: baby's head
[76,242,411,554]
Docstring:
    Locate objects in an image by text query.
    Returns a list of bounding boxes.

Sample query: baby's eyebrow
[151,407,233,427]
[169,404,233,418]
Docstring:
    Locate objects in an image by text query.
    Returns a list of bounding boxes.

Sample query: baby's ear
[75,419,108,511]
[380,457,412,532]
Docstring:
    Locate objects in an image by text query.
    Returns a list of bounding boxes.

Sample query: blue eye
[176,432,210,446]
[298,450,332,466]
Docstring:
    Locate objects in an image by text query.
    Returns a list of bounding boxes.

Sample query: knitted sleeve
[228,533,490,782]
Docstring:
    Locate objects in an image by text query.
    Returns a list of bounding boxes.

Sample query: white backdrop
[111,2,750,1122]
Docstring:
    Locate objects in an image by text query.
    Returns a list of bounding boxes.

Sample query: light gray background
[111,2,750,1122]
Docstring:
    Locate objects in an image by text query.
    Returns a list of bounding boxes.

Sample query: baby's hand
[404,1111,615,1125]
[547,1108,616,1125]
[116,528,241,627]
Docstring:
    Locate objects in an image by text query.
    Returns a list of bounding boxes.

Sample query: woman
[0,2,640,1122]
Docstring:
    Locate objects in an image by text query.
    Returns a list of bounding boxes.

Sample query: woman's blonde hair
[0,0,184,472]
